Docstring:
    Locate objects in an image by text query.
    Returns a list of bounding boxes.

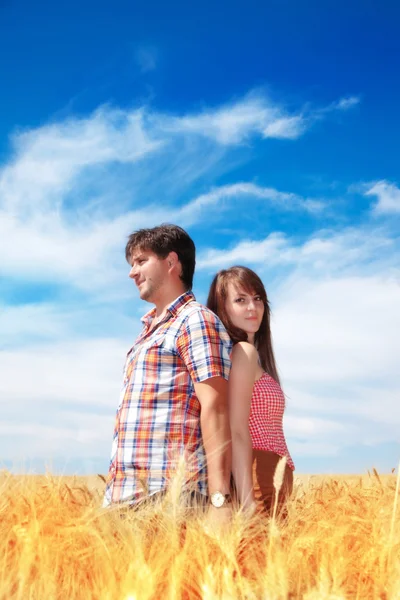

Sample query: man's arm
[194,376,232,500]
[176,307,232,520]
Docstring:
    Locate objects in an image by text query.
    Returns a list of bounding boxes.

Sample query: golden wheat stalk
[267,455,287,565]
[388,458,400,565]
[2,470,400,598]
[273,455,287,500]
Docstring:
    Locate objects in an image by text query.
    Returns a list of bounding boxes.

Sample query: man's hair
[125,224,196,290]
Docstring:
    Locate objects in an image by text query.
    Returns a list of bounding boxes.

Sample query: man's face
[128,248,170,303]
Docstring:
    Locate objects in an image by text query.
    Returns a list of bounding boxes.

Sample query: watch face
[211,492,225,508]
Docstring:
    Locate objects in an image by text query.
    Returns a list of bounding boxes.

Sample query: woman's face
[225,283,265,340]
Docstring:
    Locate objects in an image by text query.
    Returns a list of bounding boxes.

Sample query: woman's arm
[228,342,258,510]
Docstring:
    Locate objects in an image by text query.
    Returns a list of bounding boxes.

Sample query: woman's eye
[255,296,262,302]
[234,298,244,303]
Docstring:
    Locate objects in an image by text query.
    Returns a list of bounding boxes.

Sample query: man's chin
[139,289,152,302]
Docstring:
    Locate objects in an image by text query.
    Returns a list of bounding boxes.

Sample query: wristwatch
[210,491,232,508]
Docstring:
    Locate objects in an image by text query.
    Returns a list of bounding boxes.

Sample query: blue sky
[1,0,399,475]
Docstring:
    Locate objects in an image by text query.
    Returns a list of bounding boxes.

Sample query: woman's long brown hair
[207,266,281,385]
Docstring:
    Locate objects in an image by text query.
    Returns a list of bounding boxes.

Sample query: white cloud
[0,301,138,347]
[0,107,161,216]
[0,303,71,343]
[2,86,392,474]
[0,417,110,449]
[0,413,113,464]
[285,415,356,458]
[285,415,350,436]
[275,275,400,385]
[178,182,324,225]
[0,205,174,291]
[0,339,125,407]
[197,227,400,408]
[263,115,307,139]
[0,106,169,290]
[198,233,289,269]
[332,96,361,111]
[290,441,342,458]
[160,91,358,145]
[197,226,397,272]
[198,227,399,397]
[0,183,322,291]
[161,94,280,144]
[0,106,221,290]
[197,222,400,465]
[271,272,400,461]
[1,232,398,472]
[1,90,342,290]
[365,180,400,215]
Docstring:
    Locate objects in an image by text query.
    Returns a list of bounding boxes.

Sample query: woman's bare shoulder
[231,341,259,364]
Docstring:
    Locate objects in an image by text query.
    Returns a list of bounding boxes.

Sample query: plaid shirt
[103,291,232,506]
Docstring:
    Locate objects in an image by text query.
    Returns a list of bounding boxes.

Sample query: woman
[207,266,294,515]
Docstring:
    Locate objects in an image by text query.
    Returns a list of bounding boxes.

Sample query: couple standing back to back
[103,224,294,520]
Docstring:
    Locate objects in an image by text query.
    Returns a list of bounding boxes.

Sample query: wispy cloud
[197,226,397,272]
[263,115,307,139]
[178,182,325,224]
[159,91,359,145]
[0,106,164,290]
[365,180,400,215]
[0,107,161,215]
[198,233,288,269]
[328,96,361,111]
[1,90,352,290]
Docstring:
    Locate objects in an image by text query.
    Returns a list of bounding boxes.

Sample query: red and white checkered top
[248,372,295,471]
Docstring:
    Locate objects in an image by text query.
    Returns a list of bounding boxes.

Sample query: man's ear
[167,251,179,269]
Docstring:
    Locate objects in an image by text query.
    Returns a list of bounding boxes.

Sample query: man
[103,224,232,519]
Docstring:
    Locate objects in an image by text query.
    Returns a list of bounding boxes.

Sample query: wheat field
[1,469,399,599]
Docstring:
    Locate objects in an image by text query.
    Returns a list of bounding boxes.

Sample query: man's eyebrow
[130,253,146,263]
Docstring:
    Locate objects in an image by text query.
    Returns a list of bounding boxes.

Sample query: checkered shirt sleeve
[177,308,231,383]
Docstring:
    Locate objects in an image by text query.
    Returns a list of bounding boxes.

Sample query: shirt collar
[141,291,196,326]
